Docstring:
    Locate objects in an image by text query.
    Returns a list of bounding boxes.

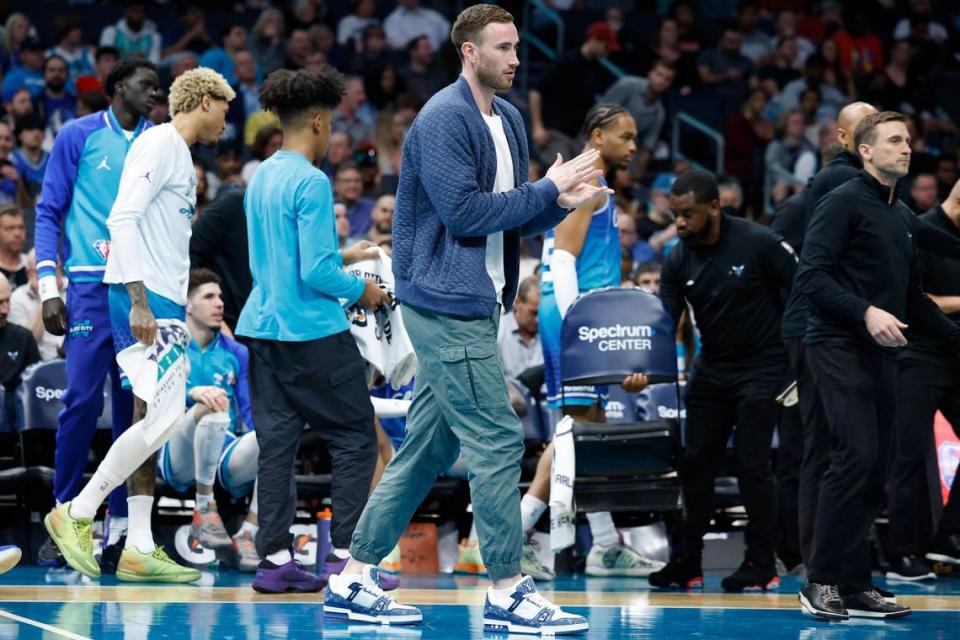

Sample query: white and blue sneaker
[484,576,588,635]
[0,545,21,575]
[324,565,422,626]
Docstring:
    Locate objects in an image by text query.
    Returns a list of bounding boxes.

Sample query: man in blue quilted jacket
[324,4,610,635]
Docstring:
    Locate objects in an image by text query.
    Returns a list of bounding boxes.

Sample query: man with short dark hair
[332,4,606,632]
[0,207,27,288]
[41,55,76,131]
[335,162,375,237]
[529,22,620,163]
[633,261,661,294]
[601,59,676,180]
[796,111,960,620]
[650,170,797,593]
[332,76,375,144]
[910,172,938,213]
[12,114,48,199]
[399,35,446,103]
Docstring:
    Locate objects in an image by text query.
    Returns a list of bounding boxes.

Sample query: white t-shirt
[482,112,515,306]
[104,123,196,305]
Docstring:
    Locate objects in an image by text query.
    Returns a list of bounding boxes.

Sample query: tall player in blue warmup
[34,57,159,566]
[534,104,656,578]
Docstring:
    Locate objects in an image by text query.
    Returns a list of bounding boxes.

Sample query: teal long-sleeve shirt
[236,150,365,341]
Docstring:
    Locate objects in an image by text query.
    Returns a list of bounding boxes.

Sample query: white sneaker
[585,543,665,577]
[324,565,422,625]
[483,576,588,635]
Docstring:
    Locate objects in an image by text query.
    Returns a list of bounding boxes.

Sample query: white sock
[125,496,156,553]
[333,548,351,559]
[267,548,292,565]
[239,520,258,537]
[520,494,548,532]
[468,521,479,543]
[489,576,525,604]
[587,512,619,547]
[107,516,128,547]
[248,479,258,516]
[196,493,213,510]
[194,412,230,486]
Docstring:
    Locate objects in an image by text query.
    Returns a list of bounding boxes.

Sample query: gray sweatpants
[349,303,524,581]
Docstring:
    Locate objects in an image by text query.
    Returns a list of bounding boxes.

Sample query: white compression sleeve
[194,412,230,486]
[551,249,580,318]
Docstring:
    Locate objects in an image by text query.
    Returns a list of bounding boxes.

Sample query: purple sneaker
[252,559,325,594]
[320,553,400,591]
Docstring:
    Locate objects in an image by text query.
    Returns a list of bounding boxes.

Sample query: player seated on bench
[157,269,261,571]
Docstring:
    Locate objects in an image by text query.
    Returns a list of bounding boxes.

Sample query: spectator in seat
[717,174,744,212]
[99,2,162,64]
[74,47,119,96]
[375,109,410,181]
[936,157,958,202]
[3,89,33,132]
[909,172,938,214]
[334,201,352,249]
[529,22,620,163]
[638,172,676,243]
[206,144,244,200]
[160,3,213,59]
[601,59,676,180]
[363,193,394,248]
[2,38,45,102]
[75,91,109,118]
[0,277,40,400]
[333,76,376,146]
[619,210,655,271]
[832,7,885,75]
[334,162,375,237]
[0,206,26,287]
[283,29,314,71]
[771,11,815,65]
[40,55,76,133]
[697,28,756,122]
[633,261,661,294]
[384,0,451,53]
[350,24,392,77]
[242,127,282,185]
[11,114,48,202]
[48,14,95,82]
[0,125,22,206]
[734,0,772,65]
[778,53,847,121]
[497,276,543,381]
[321,130,352,180]
[758,37,802,97]
[353,141,381,198]
[250,8,286,76]
[399,35,447,105]
[724,88,773,203]
[1,13,34,73]
[338,0,380,50]
[765,109,817,204]
[200,23,252,86]
[8,249,63,361]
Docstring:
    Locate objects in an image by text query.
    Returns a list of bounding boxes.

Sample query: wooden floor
[0,567,958,638]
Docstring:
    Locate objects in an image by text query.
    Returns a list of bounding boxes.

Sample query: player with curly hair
[44,68,235,582]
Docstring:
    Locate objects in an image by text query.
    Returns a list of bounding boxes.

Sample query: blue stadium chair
[509,378,545,443]
[604,384,639,425]
[560,287,682,513]
[0,387,26,496]
[16,360,67,433]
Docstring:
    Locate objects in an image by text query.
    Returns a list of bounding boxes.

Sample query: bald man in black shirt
[649,170,797,593]
[797,112,960,621]
[0,277,39,423]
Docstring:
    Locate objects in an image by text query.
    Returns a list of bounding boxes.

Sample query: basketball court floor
[0,567,957,639]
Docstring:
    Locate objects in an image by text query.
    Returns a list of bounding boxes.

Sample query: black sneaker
[721,559,780,592]
[37,536,65,568]
[799,582,848,621]
[648,557,703,589]
[841,589,912,619]
[99,535,126,575]
[886,555,935,582]
[926,533,960,565]
[875,586,897,604]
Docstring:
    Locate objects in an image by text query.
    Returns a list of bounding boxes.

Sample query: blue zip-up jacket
[186,331,255,433]
[34,108,151,282]
[392,75,569,318]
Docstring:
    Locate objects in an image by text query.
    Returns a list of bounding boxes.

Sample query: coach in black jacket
[796,112,960,621]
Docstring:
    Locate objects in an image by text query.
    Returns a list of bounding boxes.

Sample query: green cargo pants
[349,302,524,581]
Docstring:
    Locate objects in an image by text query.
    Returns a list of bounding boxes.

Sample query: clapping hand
[546,150,614,209]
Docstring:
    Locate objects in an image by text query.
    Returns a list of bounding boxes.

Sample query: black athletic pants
[681,351,785,567]
[806,341,896,594]
[246,332,377,557]
[785,336,830,567]
[887,355,960,558]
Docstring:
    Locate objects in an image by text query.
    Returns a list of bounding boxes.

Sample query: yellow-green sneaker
[43,502,100,579]
[454,540,486,575]
[116,546,201,583]
[379,544,401,573]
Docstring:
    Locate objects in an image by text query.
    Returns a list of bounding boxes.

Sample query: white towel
[550,415,577,553]
[345,248,417,387]
[115,319,190,448]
